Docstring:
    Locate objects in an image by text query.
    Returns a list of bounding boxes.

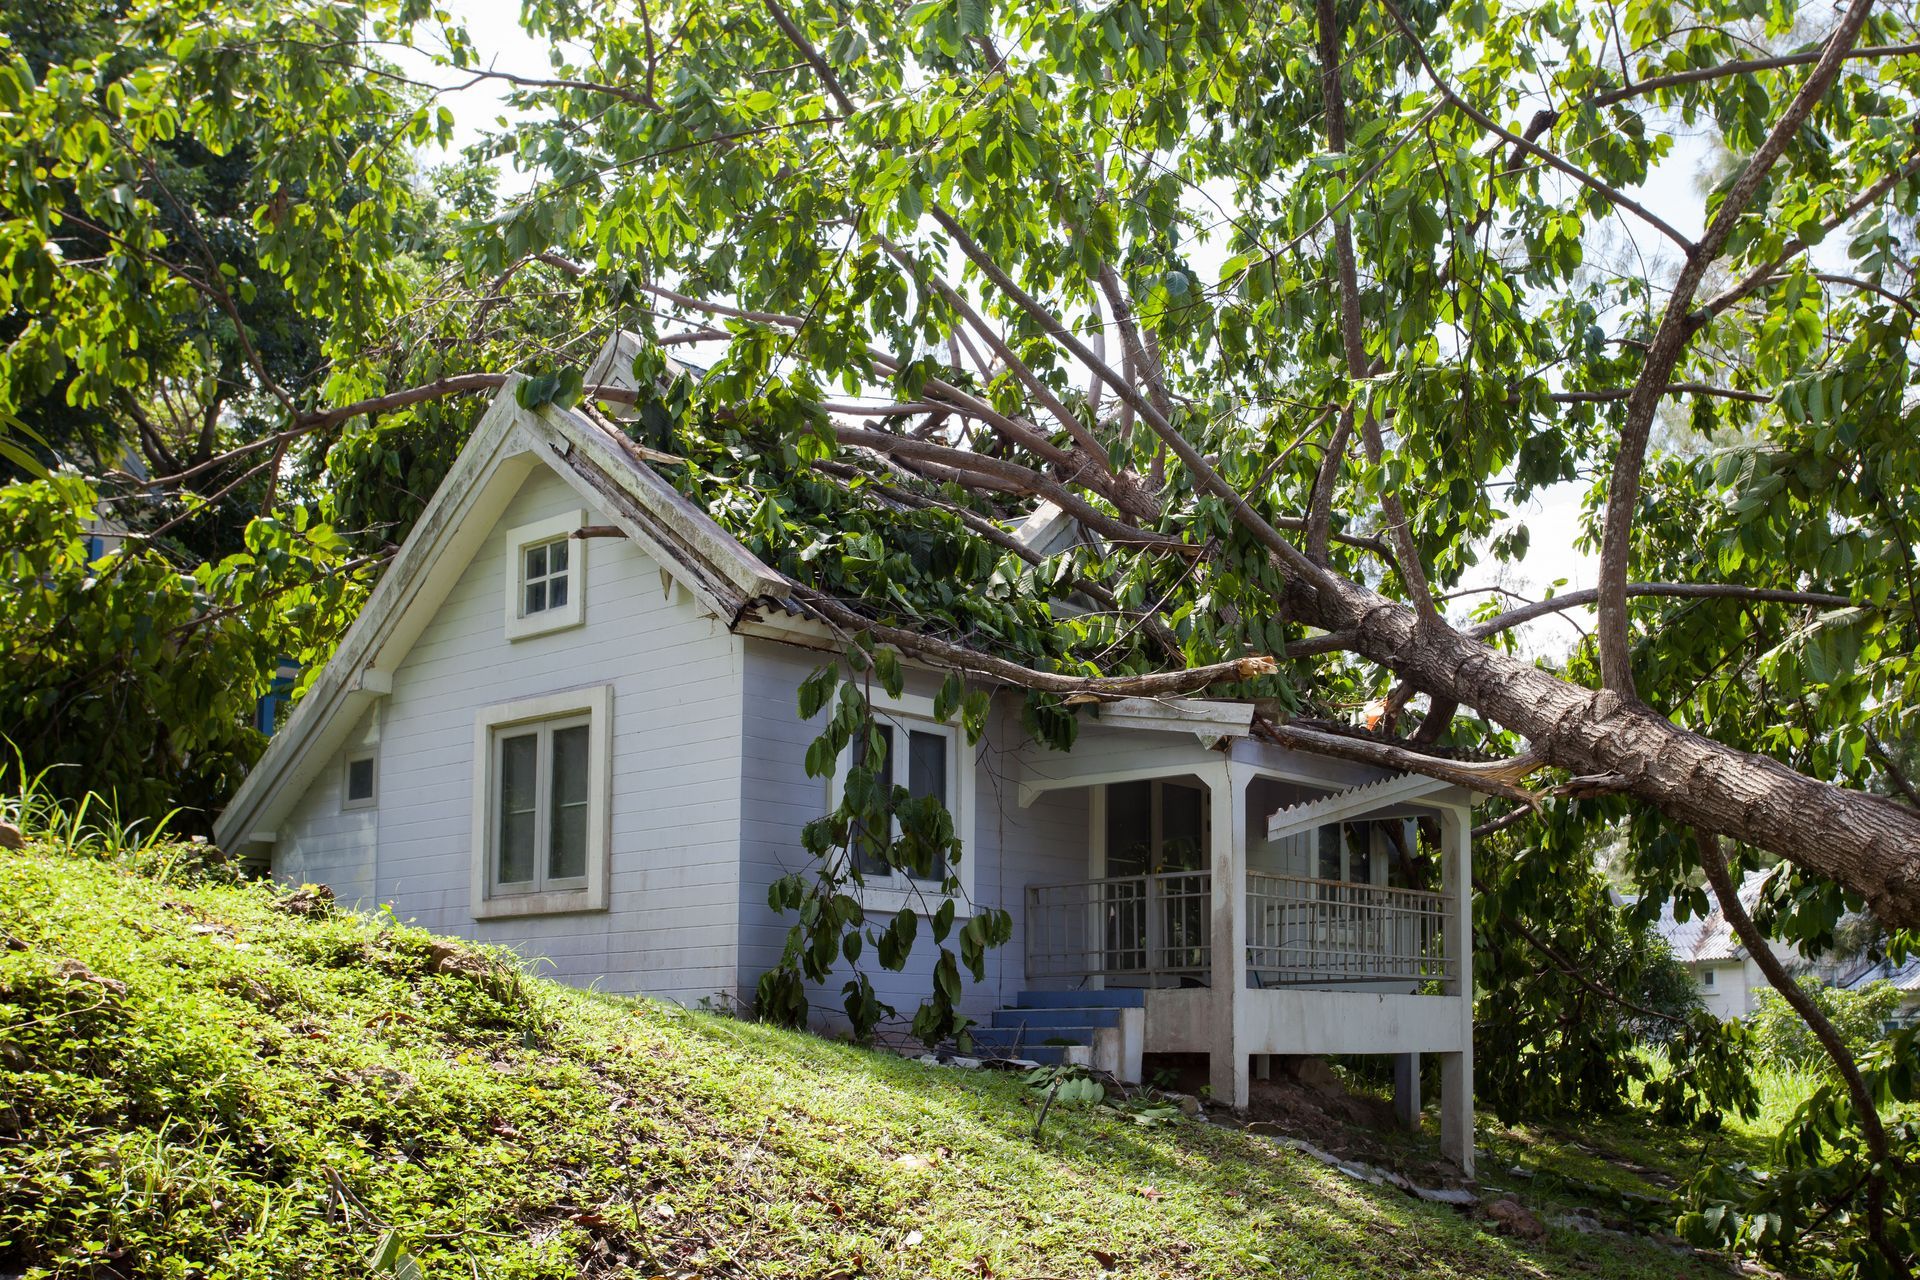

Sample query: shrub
[0,475,368,830]
[1748,976,1903,1071]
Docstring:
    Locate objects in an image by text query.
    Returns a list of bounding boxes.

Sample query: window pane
[548,575,568,610]
[549,725,590,881]
[524,580,547,615]
[346,757,375,802]
[850,725,893,877]
[1160,782,1205,872]
[497,733,538,885]
[549,541,568,573]
[1317,825,1342,881]
[907,730,948,881]
[1346,823,1372,885]
[907,730,946,803]
[1106,781,1152,876]
[525,544,547,579]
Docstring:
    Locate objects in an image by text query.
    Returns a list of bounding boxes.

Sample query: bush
[1748,976,1903,1071]
[0,475,367,830]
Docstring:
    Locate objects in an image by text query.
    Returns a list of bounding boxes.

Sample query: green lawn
[1,841,1750,1279]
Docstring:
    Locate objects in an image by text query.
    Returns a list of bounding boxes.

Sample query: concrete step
[1015,988,1147,1010]
[965,1024,1095,1050]
[991,1006,1125,1030]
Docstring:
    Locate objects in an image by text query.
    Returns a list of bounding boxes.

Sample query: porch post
[1392,1054,1421,1130]
[1208,760,1249,1109]
[1438,804,1475,1176]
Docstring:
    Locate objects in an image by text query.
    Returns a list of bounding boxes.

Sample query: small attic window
[504,511,587,640]
[522,539,570,615]
[343,752,376,810]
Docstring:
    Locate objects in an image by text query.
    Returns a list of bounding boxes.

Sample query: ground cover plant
[1,822,1751,1280]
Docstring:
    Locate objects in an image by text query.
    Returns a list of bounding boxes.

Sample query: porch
[1010,717,1476,1171]
[1026,869,1456,992]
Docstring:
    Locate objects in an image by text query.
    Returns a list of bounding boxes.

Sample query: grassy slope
[1,846,1741,1280]
[1473,1059,1820,1240]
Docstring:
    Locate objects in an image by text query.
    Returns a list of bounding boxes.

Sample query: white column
[1208,761,1249,1109]
[1438,804,1474,1176]
[1087,786,1107,990]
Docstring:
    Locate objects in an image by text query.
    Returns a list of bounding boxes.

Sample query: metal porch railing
[1025,872,1213,988]
[1245,872,1453,988]
[1023,871,1456,991]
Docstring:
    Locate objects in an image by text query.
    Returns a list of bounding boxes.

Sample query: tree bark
[1285,575,1920,927]
[1696,831,1903,1278]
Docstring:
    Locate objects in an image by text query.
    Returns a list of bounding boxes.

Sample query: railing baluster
[1025,870,1450,990]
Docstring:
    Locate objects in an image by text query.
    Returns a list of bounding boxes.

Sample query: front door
[1103,779,1209,982]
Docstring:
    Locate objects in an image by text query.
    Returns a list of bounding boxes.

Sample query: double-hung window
[830,699,972,914]
[503,511,587,639]
[492,716,590,891]
[472,687,611,918]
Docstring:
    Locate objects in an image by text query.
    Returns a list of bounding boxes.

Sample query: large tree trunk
[1289,578,1920,926]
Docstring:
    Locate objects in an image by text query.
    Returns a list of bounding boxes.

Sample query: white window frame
[827,693,974,917]
[1701,968,1716,989]
[341,750,378,811]
[470,685,612,919]
[503,510,587,640]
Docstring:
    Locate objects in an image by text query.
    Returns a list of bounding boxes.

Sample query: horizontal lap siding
[276,465,745,1004]
[735,640,1091,1031]
[273,705,378,907]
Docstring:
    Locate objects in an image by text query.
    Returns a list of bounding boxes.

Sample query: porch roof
[1081,697,1256,738]
[1264,772,1459,842]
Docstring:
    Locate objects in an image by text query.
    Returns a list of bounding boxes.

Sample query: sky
[388,7,1761,654]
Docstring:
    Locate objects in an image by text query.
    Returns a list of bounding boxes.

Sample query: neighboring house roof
[1648,871,1772,964]
[1843,955,1920,994]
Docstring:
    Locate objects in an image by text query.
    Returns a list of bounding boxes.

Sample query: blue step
[1015,988,1146,1009]
[964,1025,1094,1050]
[966,1043,1081,1066]
[991,1006,1123,1031]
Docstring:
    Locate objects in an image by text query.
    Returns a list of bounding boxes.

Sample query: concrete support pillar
[1438,805,1474,1176]
[1392,1052,1421,1130]
[1207,761,1249,1109]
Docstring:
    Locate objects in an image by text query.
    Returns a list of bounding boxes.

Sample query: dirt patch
[1144,1053,1463,1188]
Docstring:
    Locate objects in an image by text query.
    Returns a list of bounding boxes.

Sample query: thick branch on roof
[1253,714,1542,807]
[796,588,1275,697]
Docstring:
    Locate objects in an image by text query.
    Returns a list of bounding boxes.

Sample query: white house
[1650,872,1851,1020]
[213,368,1480,1171]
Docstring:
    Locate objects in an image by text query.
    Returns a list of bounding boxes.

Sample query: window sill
[503,613,586,643]
[854,883,975,919]
[473,888,606,920]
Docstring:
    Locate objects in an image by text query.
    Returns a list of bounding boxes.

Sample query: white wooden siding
[273,705,380,905]
[273,463,746,1003]
[735,639,1087,1028]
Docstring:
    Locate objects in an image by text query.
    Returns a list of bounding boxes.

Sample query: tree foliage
[1751,976,1906,1071]
[0,474,367,825]
[1473,814,1754,1125]
[1684,1026,1920,1280]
